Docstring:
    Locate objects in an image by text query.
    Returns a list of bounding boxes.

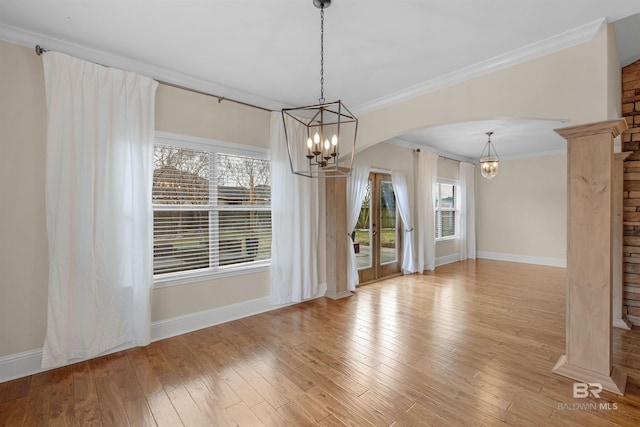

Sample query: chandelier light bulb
[314,132,320,144]
[480,159,499,179]
[331,134,338,146]
[306,137,313,156]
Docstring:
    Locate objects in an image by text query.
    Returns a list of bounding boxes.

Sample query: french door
[355,172,402,284]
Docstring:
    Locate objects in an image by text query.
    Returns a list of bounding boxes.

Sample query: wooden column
[614,152,633,330]
[325,176,352,300]
[552,119,628,395]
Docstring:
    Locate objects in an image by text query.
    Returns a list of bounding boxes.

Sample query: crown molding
[499,148,567,161]
[388,137,476,163]
[0,23,283,112]
[353,18,606,115]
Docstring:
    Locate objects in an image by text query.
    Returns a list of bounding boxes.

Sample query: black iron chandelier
[281,0,357,178]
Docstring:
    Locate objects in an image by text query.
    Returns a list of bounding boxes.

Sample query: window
[435,181,458,240]
[152,134,271,283]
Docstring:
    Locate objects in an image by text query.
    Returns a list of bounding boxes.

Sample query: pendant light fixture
[480,131,500,179]
[281,0,357,178]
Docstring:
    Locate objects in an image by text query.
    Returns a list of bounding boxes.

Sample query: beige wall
[156,85,270,148]
[353,141,414,175]
[437,157,459,181]
[0,41,49,357]
[607,23,622,120]
[152,271,270,321]
[476,153,567,260]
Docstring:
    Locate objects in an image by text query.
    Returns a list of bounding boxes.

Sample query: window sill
[436,236,459,243]
[153,261,271,288]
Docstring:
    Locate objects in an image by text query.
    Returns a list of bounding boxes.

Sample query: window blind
[435,182,457,239]
[153,145,271,277]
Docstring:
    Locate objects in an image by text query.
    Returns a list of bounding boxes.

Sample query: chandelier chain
[319,6,325,104]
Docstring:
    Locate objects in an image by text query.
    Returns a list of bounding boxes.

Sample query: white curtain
[459,162,477,260]
[391,171,416,273]
[416,151,438,272]
[270,112,321,304]
[41,52,157,369]
[346,166,371,290]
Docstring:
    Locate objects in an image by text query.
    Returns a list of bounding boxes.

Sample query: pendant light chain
[319,5,325,104]
[487,132,496,157]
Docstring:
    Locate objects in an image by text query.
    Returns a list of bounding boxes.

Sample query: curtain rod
[413,148,461,163]
[34,45,274,113]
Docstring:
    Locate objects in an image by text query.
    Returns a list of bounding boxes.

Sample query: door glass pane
[355,181,372,269]
[380,181,397,265]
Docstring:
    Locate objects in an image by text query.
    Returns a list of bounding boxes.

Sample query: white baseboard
[324,289,353,300]
[477,251,567,268]
[625,314,640,326]
[150,295,276,342]
[1,287,327,383]
[435,254,461,267]
[613,317,633,330]
[0,349,43,384]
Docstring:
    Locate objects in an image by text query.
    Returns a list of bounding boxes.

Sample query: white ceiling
[1,1,640,159]
[393,119,568,162]
[614,12,640,66]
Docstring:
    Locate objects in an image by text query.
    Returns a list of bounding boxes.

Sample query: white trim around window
[156,131,270,159]
[435,178,459,241]
[152,131,271,288]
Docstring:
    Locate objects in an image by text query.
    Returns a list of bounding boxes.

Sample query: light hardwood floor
[2,259,640,426]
